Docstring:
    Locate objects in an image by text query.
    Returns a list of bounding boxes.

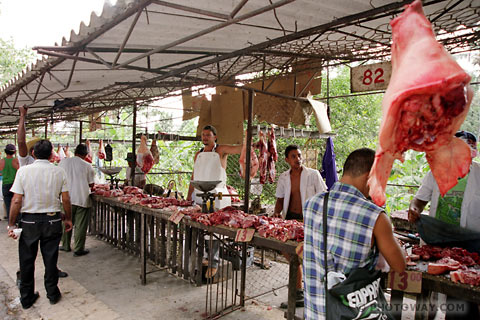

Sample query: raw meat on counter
[256,131,268,184]
[450,269,480,286]
[412,245,480,265]
[267,127,277,183]
[184,206,304,242]
[137,135,154,174]
[427,257,461,275]
[368,0,473,206]
[150,138,160,164]
[85,140,93,163]
[92,184,124,197]
[239,132,259,179]
[97,139,106,160]
[123,186,145,195]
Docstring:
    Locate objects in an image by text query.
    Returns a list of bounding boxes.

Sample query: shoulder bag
[323,192,393,320]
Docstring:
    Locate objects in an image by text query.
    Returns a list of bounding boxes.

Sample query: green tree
[0,38,35,85]
[317,66,383,169]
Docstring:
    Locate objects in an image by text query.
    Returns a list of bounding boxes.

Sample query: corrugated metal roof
[0,0,478,129]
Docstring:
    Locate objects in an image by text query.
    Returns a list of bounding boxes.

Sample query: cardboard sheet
[308,94,331,133]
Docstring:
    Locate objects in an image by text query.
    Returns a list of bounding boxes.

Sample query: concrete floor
[0,219,290,320]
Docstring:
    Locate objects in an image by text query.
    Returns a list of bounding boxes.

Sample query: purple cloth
[321,137,338,189]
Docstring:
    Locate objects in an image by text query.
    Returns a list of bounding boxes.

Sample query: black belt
[22,212,60,216]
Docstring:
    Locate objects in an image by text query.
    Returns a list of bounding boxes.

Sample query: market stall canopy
[0,0,478,131]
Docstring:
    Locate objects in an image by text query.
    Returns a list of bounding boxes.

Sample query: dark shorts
[285,211,303,222]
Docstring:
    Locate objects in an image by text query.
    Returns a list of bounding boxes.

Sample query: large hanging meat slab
[137,135,154,174]
[368,0,473,206]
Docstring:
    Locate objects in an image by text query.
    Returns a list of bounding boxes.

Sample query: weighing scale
[99,167,123,189]
[190,180,221,213]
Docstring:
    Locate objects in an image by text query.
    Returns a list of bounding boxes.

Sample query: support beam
[244,89,254,214]
[131,103,137,183]
[114,0,295,69]
[152,1,230,20]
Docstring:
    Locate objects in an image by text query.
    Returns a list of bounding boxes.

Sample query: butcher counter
[389,267,480,320]
[90,195,302,320]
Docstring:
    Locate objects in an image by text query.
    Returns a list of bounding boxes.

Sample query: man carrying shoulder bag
[303,148,406,319]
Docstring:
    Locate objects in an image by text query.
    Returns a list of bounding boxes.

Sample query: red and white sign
[168,211,184,225]
[351,61,392,92]
[235,228,255,242]
[388,270,422,293]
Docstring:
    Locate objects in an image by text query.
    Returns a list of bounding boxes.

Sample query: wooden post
[286,254,299,320]
[140,213,147,285]
[244,89,254,214]
[240,242,248,306]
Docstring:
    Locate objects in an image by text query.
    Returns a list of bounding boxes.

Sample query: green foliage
[0,38,35,85]
[385,151,430,212]
[317,66,383,170]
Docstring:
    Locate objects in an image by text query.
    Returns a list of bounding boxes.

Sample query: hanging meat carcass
[137,135,154,174]
[97,139,106,160]
[256,131,268,184]
[64,145,72,158]
[150,138,160,165]
[50,148,61,163]
[368,0,473,206]
[57,145,66,161]
[85,139,93,163]
[239,132,259,179]
[267,127,278,183]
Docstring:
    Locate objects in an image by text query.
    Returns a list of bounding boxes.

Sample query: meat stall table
[387,265,480,320]
[91,195,302,320]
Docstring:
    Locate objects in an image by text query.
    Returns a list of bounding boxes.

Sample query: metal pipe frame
[113,0,295,69]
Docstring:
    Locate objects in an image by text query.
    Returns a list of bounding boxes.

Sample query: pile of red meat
[184,206,304,242]
[410,245,480,286]
[412,245,480,265]
[94,184,195,209]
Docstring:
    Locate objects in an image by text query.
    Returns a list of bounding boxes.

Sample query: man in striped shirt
[303,148,405,319]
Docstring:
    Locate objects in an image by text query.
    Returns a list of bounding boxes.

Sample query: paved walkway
[0,219,287,320]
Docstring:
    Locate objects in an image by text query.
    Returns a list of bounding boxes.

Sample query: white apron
[193,149,231,210]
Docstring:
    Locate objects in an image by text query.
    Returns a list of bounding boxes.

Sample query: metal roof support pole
[44,122,48,139]
[112,8,144,67]
[79,121,83,143]
[131,102,137,183]
[114,0,294,70]
[244,89,254,215]
[326,64,330,118]
[240,89,254,309]
[230,0,248,18]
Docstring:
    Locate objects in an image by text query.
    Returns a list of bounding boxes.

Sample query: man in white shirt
[59,144,95,256]
[409,131,480,232]
[274,145,327,220]
[274,144,327,308]
[14,105,69,283]
[7,140,73,309]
